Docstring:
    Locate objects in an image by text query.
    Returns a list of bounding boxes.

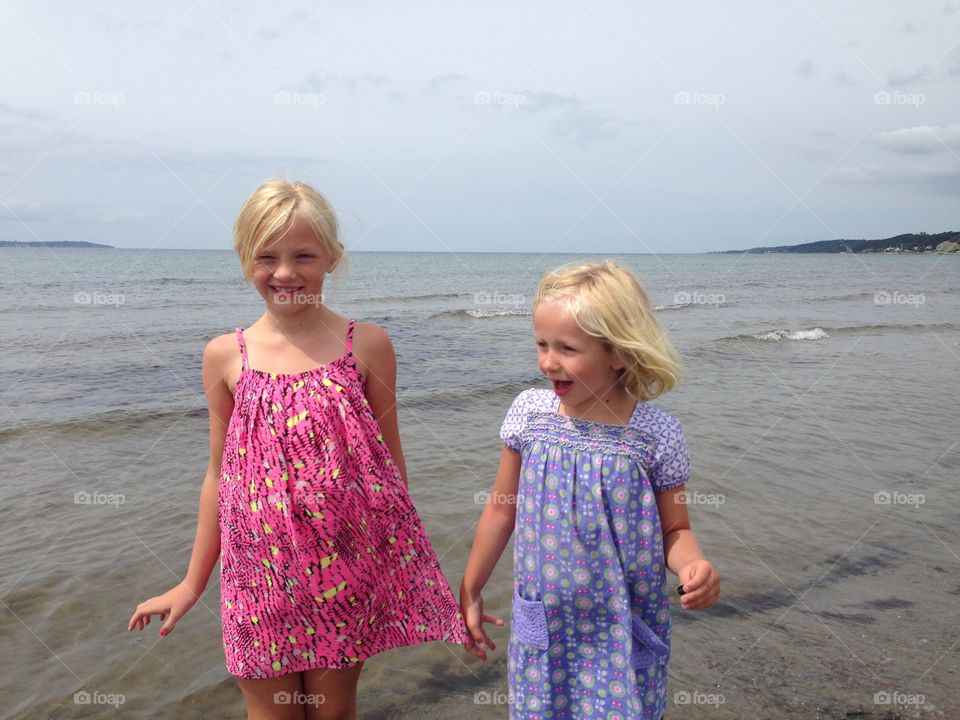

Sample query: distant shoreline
[717,230,959,254]
[0,241,114,248]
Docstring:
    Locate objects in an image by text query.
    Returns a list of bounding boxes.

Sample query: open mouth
[550,379,573,396]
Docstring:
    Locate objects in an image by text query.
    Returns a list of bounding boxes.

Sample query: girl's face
[533,300,626,414]
[251,215,336,311]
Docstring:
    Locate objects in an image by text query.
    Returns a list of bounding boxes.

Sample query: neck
[561,385,636,425]
[259,304,337,339]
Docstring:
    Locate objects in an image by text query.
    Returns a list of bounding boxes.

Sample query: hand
[677,559,720,610]
[460,585,503,660]
[128,582,201,637]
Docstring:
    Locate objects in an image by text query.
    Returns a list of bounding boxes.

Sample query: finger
[481,613,504,626]
[681,567,702,592]
[159,613,178,637]
[463,638,487,660]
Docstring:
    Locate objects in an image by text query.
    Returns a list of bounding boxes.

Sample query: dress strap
[235,328,249,370]
[344,320,356,356]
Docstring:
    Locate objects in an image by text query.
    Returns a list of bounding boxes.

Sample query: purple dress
[500,389,690,720]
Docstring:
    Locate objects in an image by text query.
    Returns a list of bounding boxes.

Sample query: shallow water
[1,249,957,718]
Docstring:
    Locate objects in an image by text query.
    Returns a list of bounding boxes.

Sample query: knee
[306,697,355,720]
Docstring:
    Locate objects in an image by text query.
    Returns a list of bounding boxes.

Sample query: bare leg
[302,664,364,720]
[237,672,305,720]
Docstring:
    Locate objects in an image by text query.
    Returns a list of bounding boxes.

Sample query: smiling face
[251,214,336,310]
[534,300,628,418]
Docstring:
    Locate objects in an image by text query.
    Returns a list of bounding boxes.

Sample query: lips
[550,379,573,396]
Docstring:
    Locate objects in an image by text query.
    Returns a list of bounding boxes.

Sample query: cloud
[519,90,621,146]
[834,71,859,87]
[828,125,960,193]
[428,73,469,93]
[0,198,47,222]
[874,125,960,154]
[887,66,931,86]
[796,60,816,78]
[0,102,50,122]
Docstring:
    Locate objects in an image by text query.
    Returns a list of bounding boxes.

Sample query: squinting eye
[298,253,315,259]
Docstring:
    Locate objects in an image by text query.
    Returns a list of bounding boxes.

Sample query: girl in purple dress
[461,261,720,720]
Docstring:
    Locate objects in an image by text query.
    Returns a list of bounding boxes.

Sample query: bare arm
[128,335,234,635]
[656,485,720,610]
[354,323,408,485]
[460,446,522,659]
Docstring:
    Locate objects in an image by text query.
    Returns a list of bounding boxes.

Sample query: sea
[0,248,957,719]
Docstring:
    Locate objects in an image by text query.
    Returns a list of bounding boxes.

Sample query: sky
[0,1,958,253]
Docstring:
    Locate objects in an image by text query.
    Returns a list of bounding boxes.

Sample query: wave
[752,327,830,342]
[654,298,730,311]
[718,321,959,343]
[366,291,469,304]
[430,307,532,320]
[0,405,206,441]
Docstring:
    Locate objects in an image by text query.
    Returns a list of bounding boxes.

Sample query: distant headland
[720,231,960,254]
[0,241,114,248]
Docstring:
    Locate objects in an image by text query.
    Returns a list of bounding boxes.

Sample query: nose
[273,259,298,281]
[538,347,559,375]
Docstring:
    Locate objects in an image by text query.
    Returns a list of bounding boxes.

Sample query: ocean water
[0,248,958,719]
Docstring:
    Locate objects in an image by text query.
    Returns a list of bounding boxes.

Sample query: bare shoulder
[352,321,393,352]
[204,332,238,364]
[203,332,242,392]
[351,322,395,378]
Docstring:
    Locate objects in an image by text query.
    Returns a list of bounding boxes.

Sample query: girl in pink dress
[129,179,468,719]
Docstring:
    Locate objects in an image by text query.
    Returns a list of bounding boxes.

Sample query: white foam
[752,327,830,342]
[464,307,531,318]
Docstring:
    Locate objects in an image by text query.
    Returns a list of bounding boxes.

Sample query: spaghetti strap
[344,320,356,356]
[235,328,248,370]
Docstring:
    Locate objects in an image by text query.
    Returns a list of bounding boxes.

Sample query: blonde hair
[233,179,344,281]
[533,260,682,401]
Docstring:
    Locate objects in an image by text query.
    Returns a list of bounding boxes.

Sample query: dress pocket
[630,612,670,668]
[512,588,549,651]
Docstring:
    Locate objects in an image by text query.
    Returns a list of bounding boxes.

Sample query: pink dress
[218,320,468,678]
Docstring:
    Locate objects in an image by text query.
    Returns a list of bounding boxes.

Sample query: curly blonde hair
[233,179,344,281]
[533,260,682,400]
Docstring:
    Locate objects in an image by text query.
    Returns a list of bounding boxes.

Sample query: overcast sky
[1,1,958,253]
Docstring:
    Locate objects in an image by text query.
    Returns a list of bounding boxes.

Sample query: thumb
[159,612,179,637]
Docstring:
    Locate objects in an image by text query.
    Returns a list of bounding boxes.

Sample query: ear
[609,349,626,371]
[326,245,344,274]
